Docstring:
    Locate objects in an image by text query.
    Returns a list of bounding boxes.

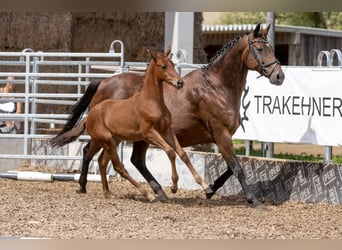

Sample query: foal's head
[147,48,184,89]
[244,23,285,86]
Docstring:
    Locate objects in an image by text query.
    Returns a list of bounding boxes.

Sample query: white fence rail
[0,41,131,170]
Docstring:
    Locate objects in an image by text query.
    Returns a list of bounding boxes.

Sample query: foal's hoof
[147,193,157,203]
[103,191,112,199]
[205,184,215,199]
[170,186,178,194]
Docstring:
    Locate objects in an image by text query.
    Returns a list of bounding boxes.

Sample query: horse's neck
[141,67,165,105]
[212,43,249,95]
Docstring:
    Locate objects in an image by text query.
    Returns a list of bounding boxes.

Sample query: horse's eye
[161,65,166,70]
[256,47,263,52]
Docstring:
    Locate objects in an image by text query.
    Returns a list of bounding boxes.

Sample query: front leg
[214,130,266,210]
[206,166,233,199]
[143,129,179,194]
[226,156,265,210]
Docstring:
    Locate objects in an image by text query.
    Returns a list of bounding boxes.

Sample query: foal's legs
[98,149,111,198]
[145,128,211,194]
[170,133,213,195]
[87,140,112,198]
[102,138,156,202]
[144,130,179,193]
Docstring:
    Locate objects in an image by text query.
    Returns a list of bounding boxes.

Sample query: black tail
[50,79,102,147]
[50,118,87,147]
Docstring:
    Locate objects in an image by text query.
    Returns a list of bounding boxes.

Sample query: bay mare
[51,24,285,209]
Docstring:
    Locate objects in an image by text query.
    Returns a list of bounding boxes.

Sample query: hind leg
[84,140,111,198]
[77,140,102,194]
[98,149,111,198]
[104,139,156,202]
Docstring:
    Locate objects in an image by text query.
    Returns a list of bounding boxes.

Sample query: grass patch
[235,145,342,164]
[235,146,321,162]
[332,156,342,164]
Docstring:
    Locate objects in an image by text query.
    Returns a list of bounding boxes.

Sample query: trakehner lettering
[254,95,342,117]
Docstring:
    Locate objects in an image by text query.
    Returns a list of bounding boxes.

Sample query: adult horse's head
[244,23,285,85]
[147,48,184,89]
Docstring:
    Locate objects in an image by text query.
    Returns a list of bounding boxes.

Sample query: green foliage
[333,156,342,164]
[234,146,342,164]
[216,12,342,30]
[276,12,327,28]
[216,12,267,25]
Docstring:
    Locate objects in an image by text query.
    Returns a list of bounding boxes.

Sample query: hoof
[76,188,86,194]
[147,193,157,203]
[255,203,267,211]
[103,191,112,199]
[205,184,215,199]
[157,190,168,202]
[248,198,267,211]
[170,186,178,194]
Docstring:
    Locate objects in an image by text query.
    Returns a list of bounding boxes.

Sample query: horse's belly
[109,123,143,142]
[172,122,213,147]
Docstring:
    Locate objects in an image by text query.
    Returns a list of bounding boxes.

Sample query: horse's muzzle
[270,69,285,86]
[268,65,285,86]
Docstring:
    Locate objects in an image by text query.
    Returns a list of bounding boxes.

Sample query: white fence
[0,41,133,170]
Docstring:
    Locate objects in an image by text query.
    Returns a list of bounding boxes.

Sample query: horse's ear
[261,24,271,38]
[147,49,158,62]
[253,23,261,37]
[164,47,171,57]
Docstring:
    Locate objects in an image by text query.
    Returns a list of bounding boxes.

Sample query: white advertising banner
[233,67,342,146]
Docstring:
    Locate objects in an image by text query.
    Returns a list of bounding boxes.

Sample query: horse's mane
[202,32,249,71]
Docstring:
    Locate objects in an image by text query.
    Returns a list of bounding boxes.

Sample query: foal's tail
[50,118,87,147]
[50,79,102,147]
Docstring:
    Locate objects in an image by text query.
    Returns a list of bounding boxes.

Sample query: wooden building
[202,24,342,66]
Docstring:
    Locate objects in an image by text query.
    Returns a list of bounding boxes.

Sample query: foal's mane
[202,32,249,71]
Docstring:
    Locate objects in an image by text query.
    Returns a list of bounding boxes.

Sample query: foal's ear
[164,47,171,57]
[147,49,158,62]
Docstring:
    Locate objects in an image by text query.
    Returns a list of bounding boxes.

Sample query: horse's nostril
[276,73,285,85]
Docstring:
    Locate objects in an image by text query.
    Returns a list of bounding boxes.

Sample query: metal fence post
[265,12,275,158]
[318,49,342,163]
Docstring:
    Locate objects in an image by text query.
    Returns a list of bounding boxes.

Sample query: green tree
[216,12,342,30]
